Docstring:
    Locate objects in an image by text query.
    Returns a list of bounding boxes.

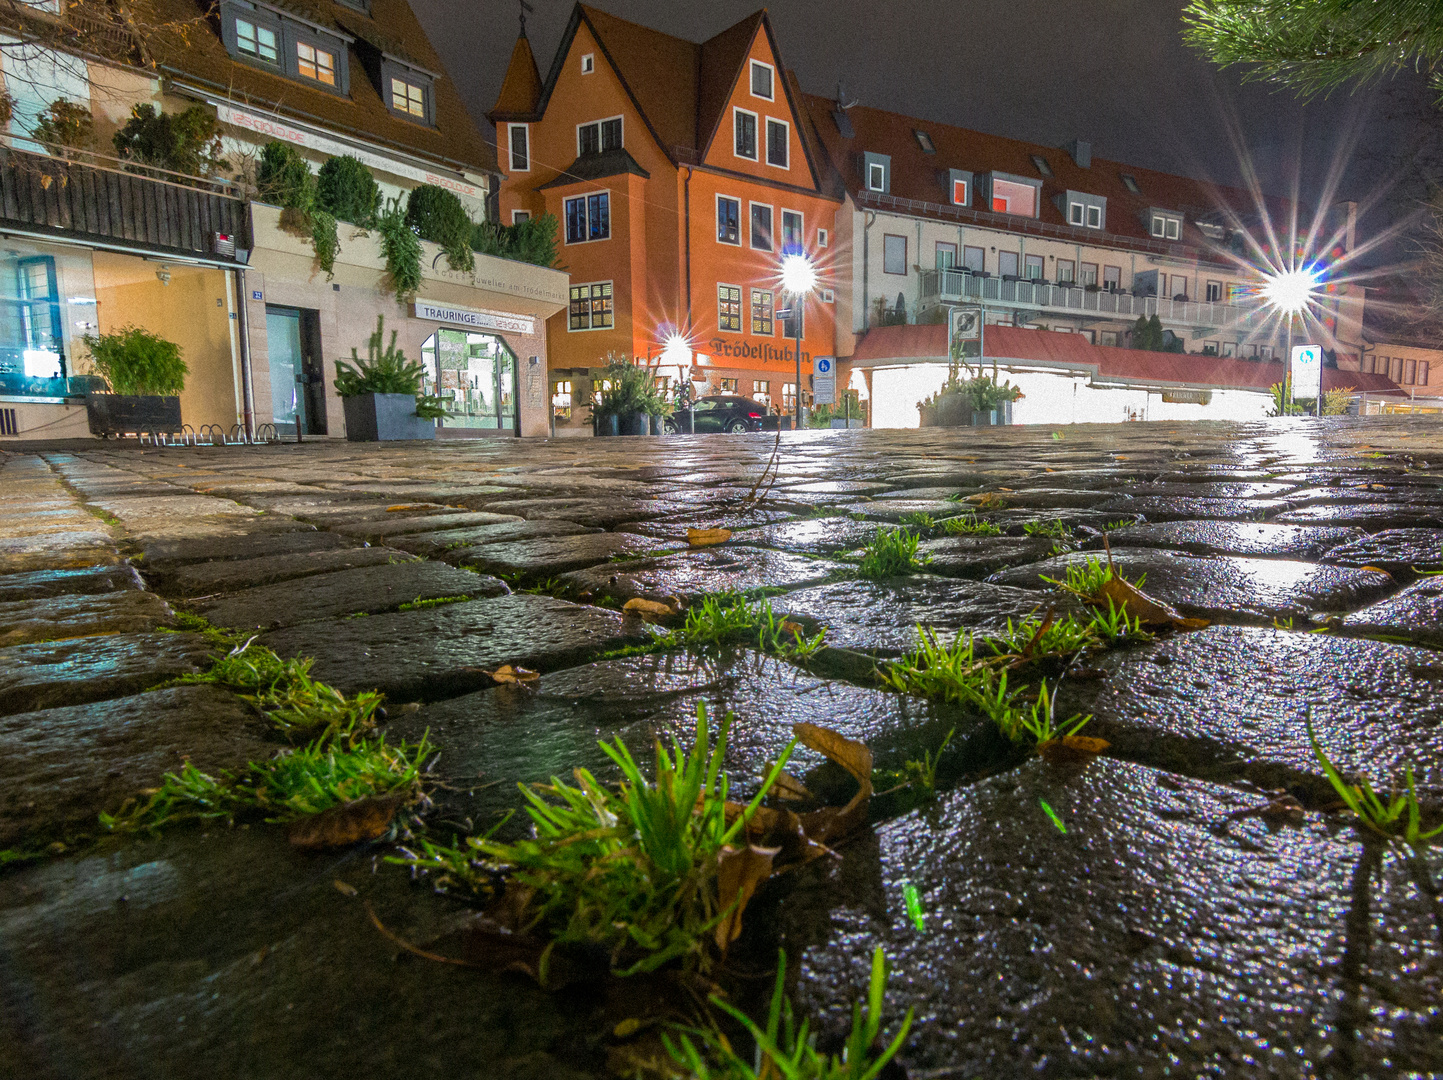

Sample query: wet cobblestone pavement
[3,418,1443,1078]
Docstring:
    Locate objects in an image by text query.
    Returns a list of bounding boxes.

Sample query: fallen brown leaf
[714,843,779,951]
[778,619,806,636]
[687,527,732,547]
[1036,734,1110,765]
[622,597,677,622]
[770,768,812,801]
[287,792,406,850]
[386,504,429,512]
[488,664,540,684]
[792,723,873,845]
[1096,577,1209,630]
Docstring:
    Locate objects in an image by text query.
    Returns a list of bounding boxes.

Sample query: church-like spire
[489,25,543,119]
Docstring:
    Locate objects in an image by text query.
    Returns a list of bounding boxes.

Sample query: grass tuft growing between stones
[99,735,431,834]
[1041,555,1143,597]
[856,526,931,579]
[397,594,472,611]
[660,592,827,660]
[666,945,912,1080]
[940,512,1002,536]
[392,705,795,978]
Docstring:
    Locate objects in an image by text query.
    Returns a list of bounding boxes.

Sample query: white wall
[867,361,1275,428]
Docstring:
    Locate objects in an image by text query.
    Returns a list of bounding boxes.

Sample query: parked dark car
[665,394,770,433]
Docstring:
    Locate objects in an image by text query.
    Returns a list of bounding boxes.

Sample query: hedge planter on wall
[342,393,436,442]
[85,393,182,437]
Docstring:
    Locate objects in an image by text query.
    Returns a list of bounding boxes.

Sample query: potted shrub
[589,355,670,436]
[917,340,1023,427]
[333,316,446,441]
[81,326,188,436]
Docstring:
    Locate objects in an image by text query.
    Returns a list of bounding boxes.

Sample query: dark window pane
[767,120,788,167]
[601,118,622,151]
[565,197,586,243]
[587,192,609,240]
[735,112,756,158]
[751,204,772,250]
[717,197,739,243]
[751,63,772,98]
[579,123,599,155]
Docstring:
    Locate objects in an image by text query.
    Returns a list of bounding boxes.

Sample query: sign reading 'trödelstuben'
[414,300,536,336]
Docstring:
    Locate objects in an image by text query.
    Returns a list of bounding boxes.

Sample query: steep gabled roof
[490,31,543,121]
[803,94,1290,259]
[519,3,825,190]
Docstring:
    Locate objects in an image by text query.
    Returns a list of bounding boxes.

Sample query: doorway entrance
[265,305,327,435]
[420,328,518,434]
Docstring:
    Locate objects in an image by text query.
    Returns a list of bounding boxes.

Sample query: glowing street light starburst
[780,252,818,296]
[1259,265,1323,317]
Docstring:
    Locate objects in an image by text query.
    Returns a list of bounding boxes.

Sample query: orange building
[489,4,842,433]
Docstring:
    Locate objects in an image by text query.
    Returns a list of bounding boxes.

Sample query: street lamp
[1259,264,1322,415]
[780,251,818,429]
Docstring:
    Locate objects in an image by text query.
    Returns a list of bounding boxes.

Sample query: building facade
[489,4,842,434]
[0,0,564,442]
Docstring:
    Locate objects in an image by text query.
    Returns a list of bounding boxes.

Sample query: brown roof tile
[490,31,543,120]
[150,0,493,174]
[575,4,699,155]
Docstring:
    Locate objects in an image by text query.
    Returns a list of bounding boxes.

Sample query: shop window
[720,378,738,393]
[568,282,613,330]
[0,254,63,389]
[718,284,742,332]
[751,288,774,335]
[717,196,740,244]
[552,379,573,420]
[754,379,770,406]
[564,192,610,243]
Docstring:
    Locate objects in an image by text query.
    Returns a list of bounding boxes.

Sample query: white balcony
[919,268,1260,331]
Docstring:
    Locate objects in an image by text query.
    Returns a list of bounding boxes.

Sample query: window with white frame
[718,284,742,332]
[782,382,797,407]
[1080,262,1098,286]
[581,53,594,73]
[1206,280,1222,302]
[568,282,613,330]
[552,379,573,420]
[296,40,336,85]
[952,178,968,205]
[780,209,802,250]
[753,380,770,405]
[578,117,622,155]
[817,228,828,248]
[751,288,774,335]
[1056,259,1075,283]
[867,161,885,191]
[1103,264,1121,289]
[935,242,957,269]
[1150,213,1181,240]
[766,118,788,168]
[1024,254,1044,280]
[717,196,740,244]
[235,17,278,62]
[750,60,773,100]
[508,124,529,171]
[512,210,531,224]
[1068,202,1086,226]
[1086,204,1102,228]
[883,233,907,275]
[564,192,610,243]
[734,109,758,160]
[750,203,773,251]
[1069,199,1103,228]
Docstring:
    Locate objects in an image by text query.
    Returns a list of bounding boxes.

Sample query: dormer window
[1149,210,1182,240]
[297,40,336,85]
[914,129,934,153]
[380,57,435,124]
[579,117,622,155]
[750,60,774,100]
[988,173,1041,216]
[235,17,278,62]
[581,53,594,74]
[947,169,971,207]
[863,152,890,194]
[1063,190,1106,229]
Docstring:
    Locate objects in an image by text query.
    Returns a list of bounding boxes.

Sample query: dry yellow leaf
[488,664,540,684]
[1037,735,1110,765]
[687,527,732,547]
[1096,577,1209,630]
[622,597,677,622]
[386,504,427,512]
[778,619,807,636]
[715,844,779,951]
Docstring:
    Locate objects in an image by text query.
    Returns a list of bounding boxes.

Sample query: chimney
[1063,139,1091,169]
[1333,200,1357,252]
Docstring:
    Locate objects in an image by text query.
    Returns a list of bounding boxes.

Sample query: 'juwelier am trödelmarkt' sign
[414,300,535,337]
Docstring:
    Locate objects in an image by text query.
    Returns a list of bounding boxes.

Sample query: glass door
[266,306,304,434]
[422,329,518,432]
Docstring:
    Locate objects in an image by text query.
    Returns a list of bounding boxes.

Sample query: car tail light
[747,412,762,418]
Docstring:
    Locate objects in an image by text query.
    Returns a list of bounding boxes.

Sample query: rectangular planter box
[85,394,181,436]
[342,393,435,442]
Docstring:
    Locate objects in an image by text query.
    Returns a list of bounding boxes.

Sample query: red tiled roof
[801,94,1290,257]
[851,324,1405,395]
[143,0,494,173]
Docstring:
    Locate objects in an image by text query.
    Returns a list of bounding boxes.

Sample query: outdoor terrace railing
[0,143,249,261]
[919,267,1261,330]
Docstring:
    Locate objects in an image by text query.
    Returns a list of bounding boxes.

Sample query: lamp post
[780,251,818,429]
[1260,264,1322,415]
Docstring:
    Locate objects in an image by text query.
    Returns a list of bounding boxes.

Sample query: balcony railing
[919,268,1260,330]
[0,145,249,261]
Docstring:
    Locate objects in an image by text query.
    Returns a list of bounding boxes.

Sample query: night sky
[412,0,1433,260]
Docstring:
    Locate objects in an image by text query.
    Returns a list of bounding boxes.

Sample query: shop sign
[414,299,535,336]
